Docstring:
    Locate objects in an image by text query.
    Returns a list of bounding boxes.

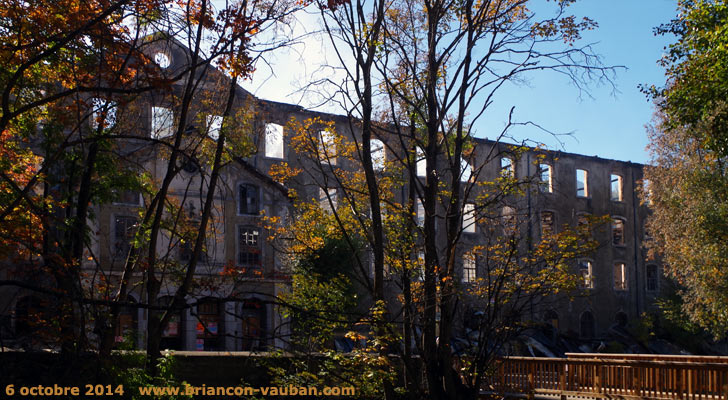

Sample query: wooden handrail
[566,353,728,364]
[484,356,728,400]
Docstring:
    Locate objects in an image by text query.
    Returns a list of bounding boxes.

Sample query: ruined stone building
[0,38,661,352]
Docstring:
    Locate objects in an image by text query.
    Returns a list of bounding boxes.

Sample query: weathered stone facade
[0,38,660,351]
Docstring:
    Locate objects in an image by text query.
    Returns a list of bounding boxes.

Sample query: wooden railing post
[528,362,535,400]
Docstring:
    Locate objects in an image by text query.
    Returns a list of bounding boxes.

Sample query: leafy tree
[643,0,728,338]
[278,0,616,398]
[0,0,303,372]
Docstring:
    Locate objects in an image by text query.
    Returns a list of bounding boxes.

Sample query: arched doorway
[196,298,224,351]
[615,311,628,328]
[15,296,45,336]
[543,310,559,340]
[115,296,138,348]
[158,296,184,350]
[240,299,265,351]
[580,311,595,339]
[14,296,47,347]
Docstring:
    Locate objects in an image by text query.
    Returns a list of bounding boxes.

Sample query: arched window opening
[580,311,595,339]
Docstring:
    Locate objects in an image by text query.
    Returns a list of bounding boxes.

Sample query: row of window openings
[89,101,287,159]
[113,183,260,217]
[113,216,262,269]
[115,297,265,351]
[578,261,659,292]
[89,101,629,200]
[414,200,628,244]
[575,168,625,201]
[123,185,628,243]
[421,256,659,290]
[546,310,628,339]
[388,253,477,283]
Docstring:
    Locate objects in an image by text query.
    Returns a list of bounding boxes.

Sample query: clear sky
[242,0,680,165]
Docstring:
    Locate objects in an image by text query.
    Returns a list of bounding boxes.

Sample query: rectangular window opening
[612,218,625,246]
[238,184,259,215]
[318,130,337,166]
[114,216,138,259]
[613,262,627,291]
[501,157,514,178]
[541,211,554,237]
[206,115,223,140]
[576,169,588,197]
[579,260,593,289]
[462,256,476,283]
[237,226,261,268]
[152,106,174,139]
[611,174,623,201]
[416,199,425,227]
[539,164,553,193]
[265,123,284,158]
[463,203,476,233]
[646,265,658,292]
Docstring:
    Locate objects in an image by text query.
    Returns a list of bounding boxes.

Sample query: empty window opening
[238,184,259,215]
[90,98,117,130]
[501,157,514,178]
[113,190,141,206]
[206,115,222,140]
[463,203,476,233]
[318,130,337,165]
[579,260,593,289]
[611,174,623,201]
[265,123,284,158]
[613,262,627,291]
[152,106,174,139]
[502,206,517,234]
[612,218,625,246]
[642,178,652,205]
[576,169,588,197]
[114,215,138,259]
[539,164,552,193]
[416,199,425,227]
[416,148,426,177]
[415,251,425,281]
[179,231,206,263]
[541,211,555,237]
[372,139,385,171]
[461,157,474,182]
[319,187,338,211]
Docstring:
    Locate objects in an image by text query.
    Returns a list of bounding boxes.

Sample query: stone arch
[580,310,595,339]
[615,311,628,328]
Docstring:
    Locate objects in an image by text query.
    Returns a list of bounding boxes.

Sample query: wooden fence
[484,356,728,400]
[565,353,728,364]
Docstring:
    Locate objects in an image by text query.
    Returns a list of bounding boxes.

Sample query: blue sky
[243,0,679,164]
